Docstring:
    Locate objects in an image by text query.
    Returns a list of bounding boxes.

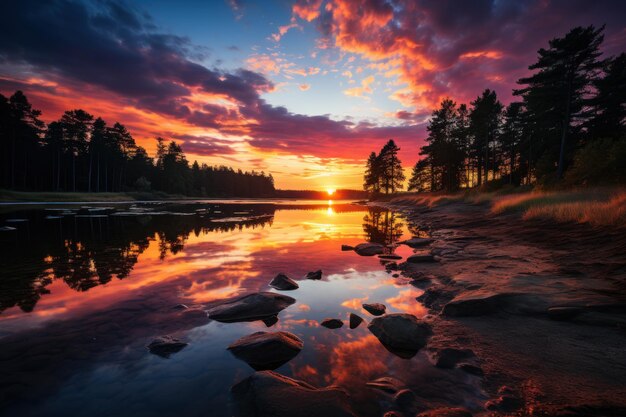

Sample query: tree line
[365,25,625,194]
[0,94,275,197]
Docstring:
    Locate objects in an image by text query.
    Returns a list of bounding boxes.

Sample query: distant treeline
[0,94,275,197]
[366,25,626,194]
[275,189,368,199]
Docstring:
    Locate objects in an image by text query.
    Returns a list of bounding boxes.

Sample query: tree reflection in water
[362,207,404,246]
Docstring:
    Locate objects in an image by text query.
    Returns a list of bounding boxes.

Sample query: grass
[391,186,626,227]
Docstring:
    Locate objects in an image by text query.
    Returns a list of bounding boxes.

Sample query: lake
[0,200,481,417]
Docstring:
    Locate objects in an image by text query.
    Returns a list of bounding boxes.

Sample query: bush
[134,176,151,191]
[566,137,626,185]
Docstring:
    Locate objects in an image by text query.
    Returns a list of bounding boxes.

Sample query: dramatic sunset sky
[1,0,625,189]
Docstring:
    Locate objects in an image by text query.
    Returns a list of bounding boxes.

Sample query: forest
[0,96,275,197]
[365,25,625,194]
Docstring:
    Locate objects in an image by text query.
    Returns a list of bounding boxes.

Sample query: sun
[326,188,336,196]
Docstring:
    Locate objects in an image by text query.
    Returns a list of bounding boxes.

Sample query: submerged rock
[321,318,344,329]
[379,254,402,260]
[362,303,386,316]
[407,254,436,263]
[434,348,475,369]
[354,242,385,256]
[417,408,473,417]
[269,273,299,291]
[305,270,323,280]
[365,376,406,394]
[228,331,303,370]
[349,313,364,329]
[400,237,434,248]
[231,370,356,417]
[147,335,188,358]
[368,313,432,358]
[207,292,295,323]
[547,306,584,321]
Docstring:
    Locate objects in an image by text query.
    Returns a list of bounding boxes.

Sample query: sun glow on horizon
[327,188,336,196]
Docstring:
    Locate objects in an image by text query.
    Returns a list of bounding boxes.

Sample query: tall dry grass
[522,191,626,227]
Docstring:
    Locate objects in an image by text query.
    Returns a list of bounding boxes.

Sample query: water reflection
[0,202,483,417]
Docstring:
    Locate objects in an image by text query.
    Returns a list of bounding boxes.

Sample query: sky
[1,0,625,190]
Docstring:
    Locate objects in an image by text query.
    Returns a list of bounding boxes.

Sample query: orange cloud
[293,0,323,22]
[299,83,311,91]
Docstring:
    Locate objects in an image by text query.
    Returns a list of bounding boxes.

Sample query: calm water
[0,201,482,417]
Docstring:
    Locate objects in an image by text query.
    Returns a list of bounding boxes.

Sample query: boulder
[368,314,432,358]
[231,371,356,417]
[354,242,385,256]
[417,408,473,417]
[321,318,344,329]
[147,335,187,358]
[269,273,299,291]
[228,331,303,370]
[362,303,386,316]
[349,313,364,329]
[305,270,323,280]
[407,254,436,263]
[207,292,295,323]
[400,237,434,248]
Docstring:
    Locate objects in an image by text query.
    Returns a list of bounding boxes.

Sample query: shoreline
[385,197,626,415]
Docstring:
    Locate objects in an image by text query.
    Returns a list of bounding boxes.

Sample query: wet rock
[354,242,385,256]
[547,306,584,321]
[400,237,434,248]
[305,270,323,280]
[379,254,402,260]
[434,348,475,369]
[349,313,364,329]
[147,335,188,358]
[262,315,279,327]
[269,273,299,291]
[458,363,484,376]
[173,303,189,310]
[407,254,436,263]
[341,244,355,251]
[227,331,303,370]
[207,292,295,323]
[366,376,405,394]
[363,303,386,316]
[442,292,543,317]
[321,318,344,329]
[393,388,416,408]
[386,262,399,271]
[231,370,356,417]
[485,386,523,412]
[368,314,432,358]
[417,408,473,417]
[416,286,457,310]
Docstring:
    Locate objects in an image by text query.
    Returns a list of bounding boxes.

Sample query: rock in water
[365,376,406,394]
[228,331,303,370]
[368,314,432,358]
[341,245,355,251]
[269,273,299,291]
[434,348,475,368]
[321,318,344,329]
[305,270,323,280]
[400,237,434,248]
[207,292,295,323]
[378,254,402,260]
[147,336,188,358]
[354,242,385,256]
[407,254,436,263]
[349,313,364,329]
[417,408,473,417]
[262,315,279,327]
[362,303,386,316]
[231,371,356,417]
